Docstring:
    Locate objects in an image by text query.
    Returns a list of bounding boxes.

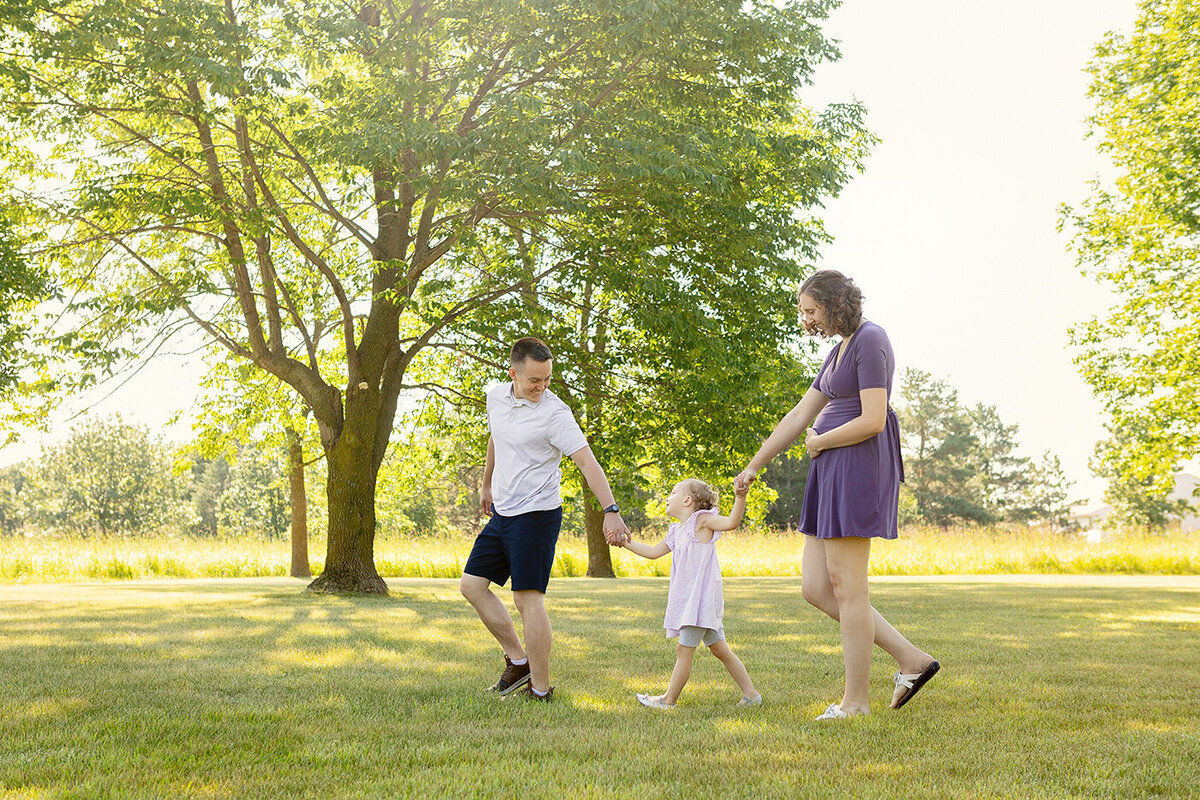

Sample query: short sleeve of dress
[854,326,890,391]
[547,404,589,456]
[664,524,677,552]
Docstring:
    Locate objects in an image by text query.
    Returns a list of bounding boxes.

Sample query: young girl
[613,478,761,709]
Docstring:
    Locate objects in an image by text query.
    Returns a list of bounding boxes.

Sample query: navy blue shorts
[463,506,563,594]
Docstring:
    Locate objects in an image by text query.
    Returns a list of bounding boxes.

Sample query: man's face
[509,357,553,402]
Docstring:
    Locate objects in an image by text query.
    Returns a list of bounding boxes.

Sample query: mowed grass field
[1,576,1198,798]
[3,528,1200,582]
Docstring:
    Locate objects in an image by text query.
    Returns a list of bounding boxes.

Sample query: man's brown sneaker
[488,655,531,695]
[505,683,554,702]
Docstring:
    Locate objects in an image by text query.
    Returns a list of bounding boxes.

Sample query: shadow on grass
[1,577,1198,798]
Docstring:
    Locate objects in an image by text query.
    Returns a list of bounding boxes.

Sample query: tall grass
[2,525,1198,583]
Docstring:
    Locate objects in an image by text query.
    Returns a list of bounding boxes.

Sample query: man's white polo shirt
[487,383,589,516]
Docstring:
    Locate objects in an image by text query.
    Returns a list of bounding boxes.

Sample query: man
[459,337,631,702]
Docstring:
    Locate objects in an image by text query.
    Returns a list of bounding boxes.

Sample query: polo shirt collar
[507,382,538,408]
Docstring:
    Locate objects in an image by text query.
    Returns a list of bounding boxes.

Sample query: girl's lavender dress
[799,321,905,540]
[662,508,724,638]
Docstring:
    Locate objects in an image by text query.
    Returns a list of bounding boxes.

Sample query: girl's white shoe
[636,693,676,710]
[815,703,849,720]
[737,694,763,707]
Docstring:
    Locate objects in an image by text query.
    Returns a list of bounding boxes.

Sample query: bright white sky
[801,0,1140,504]
[3,0,1140,504]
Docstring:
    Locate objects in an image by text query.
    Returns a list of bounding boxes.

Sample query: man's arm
[480,436,495,516]
[569,446,631,542]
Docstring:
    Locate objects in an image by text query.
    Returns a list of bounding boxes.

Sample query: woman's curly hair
[798,270,863,338]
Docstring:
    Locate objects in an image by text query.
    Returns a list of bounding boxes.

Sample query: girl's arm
[736,385,828,487]
[694,493,747,543]
[806,387,887,458]
[616,538,671,559]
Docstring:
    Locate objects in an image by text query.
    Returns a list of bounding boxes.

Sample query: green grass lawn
[2,576,1198,799]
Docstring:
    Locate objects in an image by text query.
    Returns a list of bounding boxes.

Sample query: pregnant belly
[814,399,862,434]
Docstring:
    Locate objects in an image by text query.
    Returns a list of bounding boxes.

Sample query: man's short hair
[510,337,553,367]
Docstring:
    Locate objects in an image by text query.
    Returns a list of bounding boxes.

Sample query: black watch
[602,503,620,514]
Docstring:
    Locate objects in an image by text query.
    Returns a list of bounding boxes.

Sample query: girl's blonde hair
[684,479,720,511]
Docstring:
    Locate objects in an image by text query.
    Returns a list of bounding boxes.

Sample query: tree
[1093,421,1191,532]
[762,447,811,529]
[0,149,56,440]
[1063,0,1200,516]
[0,464,25,534]
[1011,450,1075,528]
[968,402,1030,522]
[895,369,990,526]
[897,369,1079,527]
[190,350,319,570]
[2,0,865,592]
[217,444,289,538]
[21,415,181,535]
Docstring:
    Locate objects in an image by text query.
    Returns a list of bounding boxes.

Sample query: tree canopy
[1064,0,1200,524]
[0,0,869,589]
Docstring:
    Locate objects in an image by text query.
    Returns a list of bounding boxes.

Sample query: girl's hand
[734,469,757,494]
[734,481,750,498]
[805,428,825,459]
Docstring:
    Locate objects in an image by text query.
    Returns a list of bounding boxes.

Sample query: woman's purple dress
[799,321,904,539]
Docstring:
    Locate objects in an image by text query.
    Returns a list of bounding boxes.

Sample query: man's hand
[734,469,757,494]
[480,486,494,516]
[603,512,631,545]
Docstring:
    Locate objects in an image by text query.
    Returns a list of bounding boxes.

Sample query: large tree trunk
[585,501,615,578]
[307,388,388,594]
[286,426,311,578]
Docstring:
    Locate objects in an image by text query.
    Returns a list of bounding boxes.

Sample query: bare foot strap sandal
[892,660,941,709]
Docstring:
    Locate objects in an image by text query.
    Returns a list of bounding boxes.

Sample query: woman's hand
[805,428,825,459]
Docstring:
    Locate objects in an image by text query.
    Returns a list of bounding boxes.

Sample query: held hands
[603,512,631,547]
[734,469,757,495]
[734,480,750,499]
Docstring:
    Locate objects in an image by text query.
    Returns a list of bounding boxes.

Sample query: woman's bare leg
[823,536,874,714]
[801,536,934,685]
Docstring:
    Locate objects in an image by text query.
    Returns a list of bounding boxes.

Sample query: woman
[735,270,939,720]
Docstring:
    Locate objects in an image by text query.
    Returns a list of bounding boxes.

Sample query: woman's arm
[736,385,828,487]
[617,538,671,559]
[694,493,747,543]
[806,387,888,458]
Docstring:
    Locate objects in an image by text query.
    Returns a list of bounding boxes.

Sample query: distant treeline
[765,369,1074,530]
[0,369,1076,538]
